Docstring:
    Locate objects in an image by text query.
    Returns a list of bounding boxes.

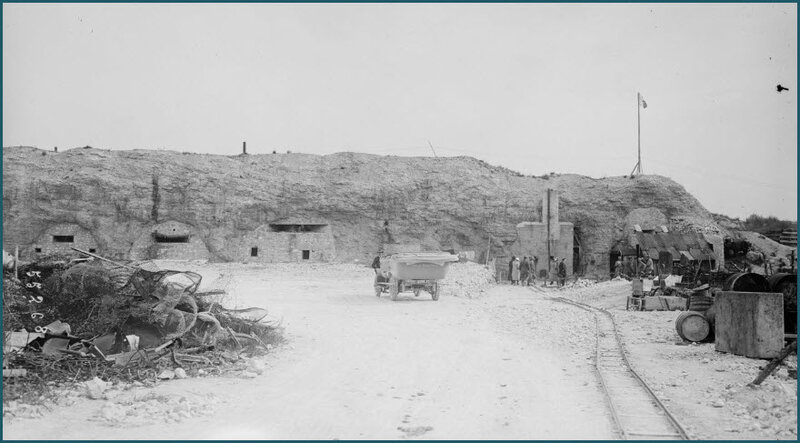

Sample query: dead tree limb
[750,340,797,386]
[70,247,136,269]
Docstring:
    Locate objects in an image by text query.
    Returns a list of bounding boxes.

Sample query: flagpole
[637,92,642,175]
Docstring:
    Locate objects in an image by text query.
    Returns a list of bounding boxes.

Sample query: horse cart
[374,252,459,301]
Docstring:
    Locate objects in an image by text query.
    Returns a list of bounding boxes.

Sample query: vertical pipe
[485,235,492,266]
[243,141,247,154]
[637,92,642,175]
[546,189,551,274]
[14,245,19,280]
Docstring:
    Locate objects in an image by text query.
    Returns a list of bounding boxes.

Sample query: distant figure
[614,258,623,278]
[557,258,567,287]
[764,252,772,276]
[520,257,530,286]
[525,256,535,285]
[531,256,539,284]
[371,254,381,275]
[511,257,521,285]
[508,256,516,283]
[639,255,654,277]
[548,256,558,286]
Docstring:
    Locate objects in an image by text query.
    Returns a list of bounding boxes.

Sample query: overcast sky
[3,3,797,220]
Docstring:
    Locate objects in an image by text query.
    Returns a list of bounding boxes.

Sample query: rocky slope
[3,146,723,274]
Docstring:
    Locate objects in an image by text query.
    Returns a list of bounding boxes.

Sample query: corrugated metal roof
[627,231,715,262]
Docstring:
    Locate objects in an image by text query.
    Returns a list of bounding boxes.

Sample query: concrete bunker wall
[513,222,574,277]
[129,220,211,260]
[235,224,335,263]
[27,223,99,259]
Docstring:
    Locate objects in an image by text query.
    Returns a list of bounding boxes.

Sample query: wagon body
[374,252,458,301]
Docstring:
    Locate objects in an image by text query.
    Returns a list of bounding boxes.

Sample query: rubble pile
[558,278,598,290]
[670,215,729,236]
[2,254,283,412]
[94,390,219,425]
[439,262,496,298]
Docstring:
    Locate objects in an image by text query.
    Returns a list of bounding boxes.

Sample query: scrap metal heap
[2,250,281,387]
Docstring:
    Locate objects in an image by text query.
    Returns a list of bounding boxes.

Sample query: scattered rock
[174,368,187,379]
[84,377,111,400]
[247,359,266,374]
[158,370,175,380]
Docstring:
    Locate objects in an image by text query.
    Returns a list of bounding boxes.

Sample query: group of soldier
[508,255,567,286]
[614,255,656,279]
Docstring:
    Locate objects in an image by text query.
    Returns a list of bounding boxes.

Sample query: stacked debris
[439,262,496,298]
[3,249,282,399]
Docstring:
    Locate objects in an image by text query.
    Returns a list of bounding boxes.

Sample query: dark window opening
[302,250,310,260]
[154,234,190,243]
[251,247,258,257]
[52,235,74,243]
[269,224,326,233]
[34,248,42,253]
[89,248,96,253]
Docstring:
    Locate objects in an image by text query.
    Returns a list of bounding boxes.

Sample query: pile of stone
[439,262,496,298]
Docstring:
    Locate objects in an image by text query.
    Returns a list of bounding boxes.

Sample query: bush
[743,214,796,235]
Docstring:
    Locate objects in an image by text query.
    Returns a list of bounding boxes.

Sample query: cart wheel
[390,278,399,301]
[431,283,440,301]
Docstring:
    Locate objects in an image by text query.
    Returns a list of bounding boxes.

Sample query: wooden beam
[749,340,797,386]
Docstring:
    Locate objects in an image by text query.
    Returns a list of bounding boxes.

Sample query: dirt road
[3,263,615,440]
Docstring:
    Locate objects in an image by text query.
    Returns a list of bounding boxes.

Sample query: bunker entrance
[154,234,190,243]
[269,224,327,233]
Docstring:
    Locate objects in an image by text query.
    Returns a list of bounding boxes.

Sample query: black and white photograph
[2,2,797,440]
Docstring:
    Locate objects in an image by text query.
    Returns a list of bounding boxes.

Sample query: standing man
[614,258,623,278]
[520,257,530,286]
[548,256,558,286]
[511,257,521,285]
[371,253,382,275]
[508,256,516,283]
[557,258,567,287]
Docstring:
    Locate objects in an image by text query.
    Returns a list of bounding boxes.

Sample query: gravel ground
[3,263,796,439]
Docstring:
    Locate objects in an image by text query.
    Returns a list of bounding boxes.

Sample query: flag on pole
[639,94,647,109]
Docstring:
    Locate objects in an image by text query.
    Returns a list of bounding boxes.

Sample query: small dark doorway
[609,251,621,278]
[52,235,74,243]
[251,247,258,257]
[302,250,310,260]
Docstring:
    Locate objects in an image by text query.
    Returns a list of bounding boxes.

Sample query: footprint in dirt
[398,425,434,438]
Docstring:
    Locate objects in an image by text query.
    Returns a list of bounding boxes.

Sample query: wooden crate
[715,291,784,358]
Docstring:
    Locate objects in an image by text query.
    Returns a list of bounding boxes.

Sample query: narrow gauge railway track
[554,296,691,440]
